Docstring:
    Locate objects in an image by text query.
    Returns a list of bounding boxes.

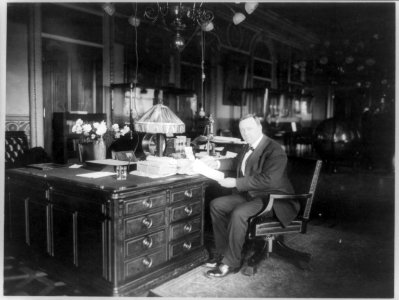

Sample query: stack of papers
[137,157,177,176]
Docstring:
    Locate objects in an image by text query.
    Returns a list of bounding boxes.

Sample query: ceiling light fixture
[244,2,258,14]
[144,2,214,51]
[173,31,185,52]
[128,15,140,27]
[232,11,246,25]
[102,3,115,16]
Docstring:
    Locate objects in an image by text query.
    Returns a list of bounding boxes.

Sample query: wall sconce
[244,2,258,14]
[102,3,115,16]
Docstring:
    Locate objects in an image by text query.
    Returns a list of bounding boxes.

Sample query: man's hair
[239,113,262,126]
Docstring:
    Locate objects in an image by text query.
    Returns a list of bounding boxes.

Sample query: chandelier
[144,2,215,51]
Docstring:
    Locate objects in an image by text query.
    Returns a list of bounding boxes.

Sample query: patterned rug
[3,256,84,296]
[149,222,394,298]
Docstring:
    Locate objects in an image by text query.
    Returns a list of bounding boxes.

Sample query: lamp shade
[134,104,185,135]
[233,12,246,25]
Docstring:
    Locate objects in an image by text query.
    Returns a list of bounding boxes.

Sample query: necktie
[241,146,254,176]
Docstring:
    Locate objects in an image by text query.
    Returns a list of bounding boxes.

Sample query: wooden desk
[5,166,210,296]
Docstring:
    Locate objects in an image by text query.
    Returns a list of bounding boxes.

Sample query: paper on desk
[77,171,116,178]
[69,164,83,168]
[192,160,224,181]
[224,151,238,158]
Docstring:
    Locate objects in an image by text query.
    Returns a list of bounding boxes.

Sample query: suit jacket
[219,135,298,227]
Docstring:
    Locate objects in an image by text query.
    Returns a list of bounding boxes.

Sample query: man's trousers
[209,194,273,268]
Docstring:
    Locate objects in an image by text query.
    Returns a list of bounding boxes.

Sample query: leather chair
[5,131,50,169]
[244,159,322,274]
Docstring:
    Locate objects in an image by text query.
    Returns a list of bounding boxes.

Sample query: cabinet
[5,167,209,296]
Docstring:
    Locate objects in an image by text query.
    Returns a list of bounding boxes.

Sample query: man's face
[239,117,263,145]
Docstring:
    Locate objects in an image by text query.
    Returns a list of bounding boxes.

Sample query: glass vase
[78,138,107,162]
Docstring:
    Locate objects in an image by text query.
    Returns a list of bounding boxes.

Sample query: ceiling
[262,2,395,43]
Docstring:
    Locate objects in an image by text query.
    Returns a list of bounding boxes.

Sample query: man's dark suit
[210,134,297,268]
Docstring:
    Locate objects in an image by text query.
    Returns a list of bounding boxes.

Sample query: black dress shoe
[206,263,240,278]
[204,254,223,268]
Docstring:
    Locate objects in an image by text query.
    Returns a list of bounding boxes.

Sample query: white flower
[120,125,131,136]
[95,121,107,136]
[112,124,120,131]
[82,124,92,134]
[72,124,83,134]
[76,119,84,126]
[92,122,100,129]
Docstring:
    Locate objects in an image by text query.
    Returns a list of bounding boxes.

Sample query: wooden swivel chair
[244,159,322,273]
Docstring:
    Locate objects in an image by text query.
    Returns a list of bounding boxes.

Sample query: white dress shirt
[241,135,263,175]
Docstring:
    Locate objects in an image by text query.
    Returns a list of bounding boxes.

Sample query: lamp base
[142,133,166,157]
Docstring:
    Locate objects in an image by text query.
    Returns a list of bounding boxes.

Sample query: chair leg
[266,235,274,258]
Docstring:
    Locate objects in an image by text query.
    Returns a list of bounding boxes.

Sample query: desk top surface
[7,164,207,194]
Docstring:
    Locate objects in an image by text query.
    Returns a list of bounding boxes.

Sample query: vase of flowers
[72,119,130,162]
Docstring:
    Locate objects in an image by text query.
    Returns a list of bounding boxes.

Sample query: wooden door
[42,38,103,158]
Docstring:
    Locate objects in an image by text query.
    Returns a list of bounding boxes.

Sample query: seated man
[201,114,298,278]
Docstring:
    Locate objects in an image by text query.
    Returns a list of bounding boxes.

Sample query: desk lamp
[134,100,185,157]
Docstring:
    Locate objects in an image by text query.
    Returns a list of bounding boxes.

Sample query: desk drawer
[125,229,166,258]
[170,217,201,241]
[125,250,167,279]
[169,233,201,259]
[125,211,165,237]
[170,186,202,203]
[170,200,201,222]
[124,193,167,216]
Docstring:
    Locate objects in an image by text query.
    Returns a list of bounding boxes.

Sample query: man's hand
[217,177,237,188]
[199,156,219,169]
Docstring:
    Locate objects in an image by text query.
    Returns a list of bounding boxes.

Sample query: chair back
[5,131,29,168]
[302,160,322,220]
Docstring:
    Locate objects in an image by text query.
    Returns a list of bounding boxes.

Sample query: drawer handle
[142,198,153,208]
[183,223,192,233]
[184,190,193,198]
[142,236,153,248]
[142,217,153,228]
[184,206,193,216]
[142,256,153,268]
[183,241,192,250]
